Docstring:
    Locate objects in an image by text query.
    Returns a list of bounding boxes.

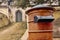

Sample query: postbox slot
[34,16,54,22]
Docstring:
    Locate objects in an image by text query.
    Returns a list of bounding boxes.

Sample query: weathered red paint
[26,6,55,40]
[37,22,53,30]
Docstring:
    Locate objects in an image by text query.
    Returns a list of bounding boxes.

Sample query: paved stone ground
[0,22,26,40]
[53,38,60,40]
[21,29,28,40]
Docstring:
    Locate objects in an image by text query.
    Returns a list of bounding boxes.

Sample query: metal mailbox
[26,5,55,40]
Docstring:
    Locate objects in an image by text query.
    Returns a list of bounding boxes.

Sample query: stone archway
[16,10,22,22]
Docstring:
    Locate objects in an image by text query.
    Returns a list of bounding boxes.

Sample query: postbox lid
[26,5,55,14]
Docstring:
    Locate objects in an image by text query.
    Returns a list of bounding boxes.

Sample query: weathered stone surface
[0,13,27,40]
[54,18,60,27]
[53,38,60,40]
[0,22,26,40]
[0,13,9,28]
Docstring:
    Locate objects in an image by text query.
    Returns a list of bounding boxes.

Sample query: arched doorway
[16,10,22,22]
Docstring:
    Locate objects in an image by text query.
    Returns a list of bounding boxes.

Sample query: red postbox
[26,5,55,40]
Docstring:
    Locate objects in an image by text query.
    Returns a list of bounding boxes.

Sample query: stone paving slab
[53,38,60,40]
[0,22,26,40]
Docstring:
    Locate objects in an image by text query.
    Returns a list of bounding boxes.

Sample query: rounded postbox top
[26,5,56,14]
